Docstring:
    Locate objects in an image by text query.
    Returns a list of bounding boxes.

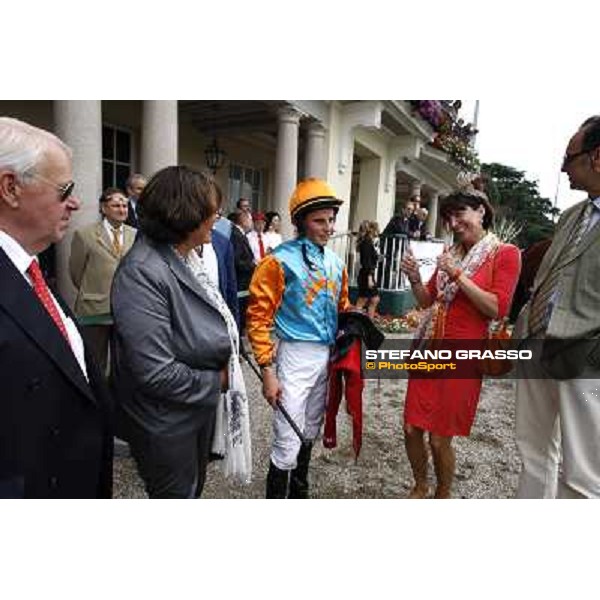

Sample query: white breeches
[271,341,330,470]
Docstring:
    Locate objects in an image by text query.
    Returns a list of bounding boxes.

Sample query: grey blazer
[111,234,231,436]
[515,199,600,377]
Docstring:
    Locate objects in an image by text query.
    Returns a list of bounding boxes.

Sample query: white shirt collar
[103,218,123,239]
[0,229,37,278]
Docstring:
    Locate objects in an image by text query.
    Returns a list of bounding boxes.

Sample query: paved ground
[113,353,521,499]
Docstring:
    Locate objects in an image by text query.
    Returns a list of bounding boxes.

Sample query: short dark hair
[137,166,218,244]
[440,190,494,230]
[581,115,600,153]
[99,187,125,204]
[264,211,280,232]
[228,209,250,227]
[236,198,250,209]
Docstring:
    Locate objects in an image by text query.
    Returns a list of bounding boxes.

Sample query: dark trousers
[81,325,111,377]
[124,413,215,499]
[238,295,249,335]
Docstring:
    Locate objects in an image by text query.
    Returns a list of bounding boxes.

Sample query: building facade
[0,100,469,306]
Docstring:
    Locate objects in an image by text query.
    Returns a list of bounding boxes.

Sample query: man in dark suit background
[124,173,147,229]
[0,117,113,498]
[210,228,239,326]
[228,209,256,333]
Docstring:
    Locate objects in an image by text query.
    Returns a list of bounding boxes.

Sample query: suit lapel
[532,205,582,292]
[554,215,600,269]
[0,249,96,405]
[123,226,136,253]
[95,221,125,260]
[155,243,216,308]
[94,222,117,258]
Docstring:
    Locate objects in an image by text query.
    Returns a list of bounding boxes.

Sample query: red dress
[404,244,521,436]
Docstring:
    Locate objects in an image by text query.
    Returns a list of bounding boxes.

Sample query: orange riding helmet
[288,178,343,224]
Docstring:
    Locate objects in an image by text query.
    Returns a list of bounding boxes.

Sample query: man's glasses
[28,173,75,202]
[563,149,590,167]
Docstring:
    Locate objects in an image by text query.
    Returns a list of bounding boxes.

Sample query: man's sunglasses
[562,149,590,167]
[562,145,600,168]
[28,173,75,202]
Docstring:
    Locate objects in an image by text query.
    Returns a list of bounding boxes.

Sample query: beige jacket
[515,199,600,340]
[69,221,136,317]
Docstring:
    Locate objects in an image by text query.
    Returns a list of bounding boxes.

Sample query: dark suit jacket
[230,225,255,291]
[211,229,239,327]
[124,199,138,229]
[0,249,113,498]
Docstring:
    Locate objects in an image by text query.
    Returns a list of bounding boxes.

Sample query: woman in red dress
[400,187,521,498]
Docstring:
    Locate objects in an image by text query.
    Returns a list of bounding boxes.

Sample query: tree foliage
[481,162,559,248]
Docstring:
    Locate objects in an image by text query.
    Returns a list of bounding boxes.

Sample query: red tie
[258,232,265,259]
[27,260,70,344]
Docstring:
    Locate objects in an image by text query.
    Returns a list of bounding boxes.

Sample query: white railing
[329,232,445,292]
[328,231,357,283]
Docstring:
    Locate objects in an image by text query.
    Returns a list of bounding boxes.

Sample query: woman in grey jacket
[111,166,232,498]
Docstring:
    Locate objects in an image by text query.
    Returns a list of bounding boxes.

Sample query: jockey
[247,178,350,498]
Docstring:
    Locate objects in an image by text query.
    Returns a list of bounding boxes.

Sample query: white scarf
[414,232,501,343]
[184,248,252,484]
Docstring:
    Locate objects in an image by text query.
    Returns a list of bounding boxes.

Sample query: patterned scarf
[414,232,501,344]
[179,247,252,483]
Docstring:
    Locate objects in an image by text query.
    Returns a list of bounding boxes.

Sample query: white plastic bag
[211,357,251,484]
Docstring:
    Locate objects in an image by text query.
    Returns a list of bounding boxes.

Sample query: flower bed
[374,309,424,334]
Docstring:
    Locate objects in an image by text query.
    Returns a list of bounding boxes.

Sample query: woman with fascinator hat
[399,178,521,498]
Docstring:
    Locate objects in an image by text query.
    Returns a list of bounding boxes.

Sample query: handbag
[478,247,513,377]
[479,318,513,377]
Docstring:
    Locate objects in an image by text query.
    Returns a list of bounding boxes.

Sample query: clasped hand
[437,245,460,276]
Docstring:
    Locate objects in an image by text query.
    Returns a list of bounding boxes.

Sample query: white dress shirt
[246,230,266,262]
[0,229,88,380]
[103,217,124,247]
[262,231,283,253]
[201,242,220,288]
[588,196,600,231]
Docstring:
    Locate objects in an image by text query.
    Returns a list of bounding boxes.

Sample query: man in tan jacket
[70,188,136,375]
[514,116,600,498]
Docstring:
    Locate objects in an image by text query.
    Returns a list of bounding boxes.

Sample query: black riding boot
[289,442,313,499]
[266,461,290,499]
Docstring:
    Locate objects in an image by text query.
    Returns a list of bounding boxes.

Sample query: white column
[304,122,326,180]
[410,180,422,200]
[141,100,178,179]
[54,100,102,306]
[355,157,382,229]
[426,192,439,237]
[273,107,301,239]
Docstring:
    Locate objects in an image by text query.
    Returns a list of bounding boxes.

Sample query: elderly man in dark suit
[514,115,600,498]
[0,117,113,498]
[124,173,146,229]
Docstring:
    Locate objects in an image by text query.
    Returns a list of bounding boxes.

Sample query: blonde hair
[358,220,379,242]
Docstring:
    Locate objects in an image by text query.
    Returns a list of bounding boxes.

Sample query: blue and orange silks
[247,237,350,367]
